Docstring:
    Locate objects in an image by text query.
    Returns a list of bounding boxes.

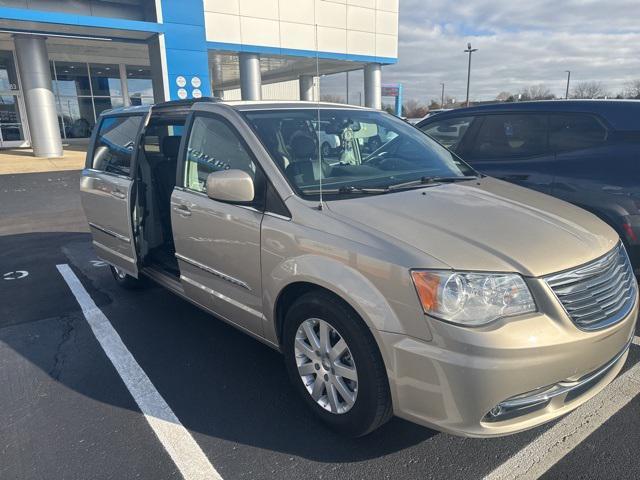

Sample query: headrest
[289,134,316,160]
[161,135,182,160]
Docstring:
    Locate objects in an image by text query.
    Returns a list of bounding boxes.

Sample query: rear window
[549,114,607,152]
[468,114,548,159]
[91,115,143,176]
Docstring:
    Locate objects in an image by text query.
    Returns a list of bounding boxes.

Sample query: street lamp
[464,42,478,107]
[440,82,445,108]
[565,70,571,99]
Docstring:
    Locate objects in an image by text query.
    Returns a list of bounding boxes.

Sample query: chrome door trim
[175,252,252,291]
[180,275,262,318]
[89,222,131,243]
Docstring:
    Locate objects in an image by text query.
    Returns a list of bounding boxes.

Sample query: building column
[364,63,382,110]
[119,64,131,107]
[239,53,261,101]
[13,35,62,157]
[299,75,314,101]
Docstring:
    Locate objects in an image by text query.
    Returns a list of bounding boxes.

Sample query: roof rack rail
[154,96,222,108]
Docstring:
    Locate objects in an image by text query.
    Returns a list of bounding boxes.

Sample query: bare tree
[402,99,428,118]
[623,80,640,99]
[571,81,608,99]
[496,91,514,102]
[320,94,346,104]
[519,85,555,101]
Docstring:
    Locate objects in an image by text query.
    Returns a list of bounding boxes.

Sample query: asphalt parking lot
[1,170,640,480]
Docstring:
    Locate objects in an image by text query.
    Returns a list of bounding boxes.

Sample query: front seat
[285,133,331,185]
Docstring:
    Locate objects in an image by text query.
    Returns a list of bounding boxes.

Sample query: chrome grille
[545,243,638,330]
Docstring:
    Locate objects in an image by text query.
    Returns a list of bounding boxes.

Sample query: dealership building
[0,0,399,157]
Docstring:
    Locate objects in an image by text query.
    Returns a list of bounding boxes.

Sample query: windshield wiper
[301,185,389,195]
[387,175,478,191]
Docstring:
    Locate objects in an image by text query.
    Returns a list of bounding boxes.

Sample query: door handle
[173,204,192,217]
[110,189,126,199]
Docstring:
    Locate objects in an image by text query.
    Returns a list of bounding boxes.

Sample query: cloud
[382,0,640,102]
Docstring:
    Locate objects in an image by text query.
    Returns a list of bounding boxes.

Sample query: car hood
[325,177,619,277]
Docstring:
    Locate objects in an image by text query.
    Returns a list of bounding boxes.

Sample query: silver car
[81,100,638,437]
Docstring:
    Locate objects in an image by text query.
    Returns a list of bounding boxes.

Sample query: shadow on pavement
[0,231,438,464]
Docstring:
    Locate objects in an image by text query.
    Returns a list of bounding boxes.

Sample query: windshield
[243,108,476,198]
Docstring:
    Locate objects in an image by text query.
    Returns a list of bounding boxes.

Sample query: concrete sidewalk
[0,145,86,175]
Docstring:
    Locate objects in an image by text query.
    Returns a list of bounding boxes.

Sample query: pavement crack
[49,314,76,381]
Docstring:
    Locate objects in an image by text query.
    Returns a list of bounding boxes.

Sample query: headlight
[410,270,536,326]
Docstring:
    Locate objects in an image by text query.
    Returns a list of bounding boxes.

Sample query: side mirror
[206,169,254,203]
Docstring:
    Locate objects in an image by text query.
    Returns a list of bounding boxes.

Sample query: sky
[322,0,640,104]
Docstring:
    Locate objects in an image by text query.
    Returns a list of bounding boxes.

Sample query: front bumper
[381,279,638,437]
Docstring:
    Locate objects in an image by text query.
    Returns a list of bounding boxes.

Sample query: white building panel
[203,0,398,60]
[280,22,316,51]
[204,0,239,15]
[240,16,280,47]
[317,26,347,54]
[279,0,314,24]
[347,30,375,56]
[347,5,375,32]
[239,0,279,20]
[347,0,375,8]
[376,9,398,35]
[376,33,397,58]
[205,12,242,44]
[315,1,347,29]
[376,0,398,12]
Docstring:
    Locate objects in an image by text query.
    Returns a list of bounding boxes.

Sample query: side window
[184,115,259,195]
[92,115,142,176]
[549,114,607,152]
[468,114,548,159]
[420,116,474,150]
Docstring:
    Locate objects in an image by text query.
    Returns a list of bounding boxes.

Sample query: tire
[109,265,144,289]
[282,291,393,437]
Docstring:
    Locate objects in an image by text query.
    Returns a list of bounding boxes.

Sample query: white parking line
[57,264,222,480]
[485,336,640,480]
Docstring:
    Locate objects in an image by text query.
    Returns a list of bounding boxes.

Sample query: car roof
[417,99,640,131]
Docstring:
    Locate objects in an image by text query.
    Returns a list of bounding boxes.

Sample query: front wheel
[282,291,392,437]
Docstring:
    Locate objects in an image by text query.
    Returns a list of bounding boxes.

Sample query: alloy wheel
[294,318,358,414]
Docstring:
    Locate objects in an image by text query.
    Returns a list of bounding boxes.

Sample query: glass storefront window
[90,63,122,97]
[53,61,91,96]
[0,51,19,92]
[0,95,24,141]
[94,96,124,118]
[127,65,154,104]
[57,96,94,138]
[50,61,154,139]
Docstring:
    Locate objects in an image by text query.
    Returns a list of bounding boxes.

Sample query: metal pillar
[211,54,224,98]
[299,75,314,101]
[13,35,62,157]
[119,64,131,107]
[239,53,262,101]
[364,63,382,110]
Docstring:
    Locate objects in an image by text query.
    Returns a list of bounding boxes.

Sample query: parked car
[81,99,637,438]
[417,100,640,272]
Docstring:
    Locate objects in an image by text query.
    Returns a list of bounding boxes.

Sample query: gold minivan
[81,99,638,437]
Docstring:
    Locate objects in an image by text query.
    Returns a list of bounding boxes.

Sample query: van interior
[133,110,187,278]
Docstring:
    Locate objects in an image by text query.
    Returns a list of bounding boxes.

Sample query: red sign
[381,85,400,97]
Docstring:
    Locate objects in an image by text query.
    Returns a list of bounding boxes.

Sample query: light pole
[565,70,571,99]
[440,82,445,108]
[464,43,478,107]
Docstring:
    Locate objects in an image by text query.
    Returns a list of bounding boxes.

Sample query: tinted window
[469,114,548,159]
[421,116,473,149]
[549,114,607,152]
[92,115,142,175]
[184,115,258,194]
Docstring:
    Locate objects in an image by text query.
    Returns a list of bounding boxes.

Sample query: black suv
[417,100,640,272]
